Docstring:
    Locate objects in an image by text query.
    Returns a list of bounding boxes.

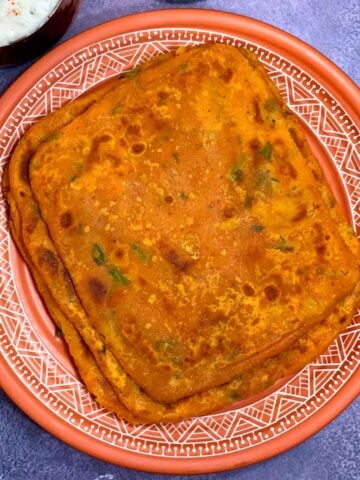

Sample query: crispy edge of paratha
[4,80,149,423]
[241,48,359,249]
[6,186,143,424]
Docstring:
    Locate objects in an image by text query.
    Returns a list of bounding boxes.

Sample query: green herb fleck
[264,98,278,112]
[56,328,63,338]
[172,355,183,366]
[45,132,60,143]
[73,161,83,170]
[230,166,243,183]
[30,202,40,217]
[111,104,123,116]
[227,390,240,402]
[229,155,246,183]
[100,344,107,354]
[244,194,253,209]
[155,339,174,352]
[271,177,280,183]
[250,224,265,233]
[179,63,188,73]
[259,142,272,160]
[254,169,273,193]
[70,174,79,183]
[92,244,106,265]
[172,151,180,163]
[180,191,189,200]
[108,265,130,285]
[272,236,294,253]
[76,223,84,235]
[130,241,151,264]
[70,162,83,183]
[123,65,141,79]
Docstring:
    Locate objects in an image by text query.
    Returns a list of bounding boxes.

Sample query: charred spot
[115,248,124,259]
[184,355,194,365]
[199,342,210,357]
[19,191,26,198]
[25,216,38,234]
[88,277,107,303]
[164,195,174,204]
[95,134,112,143]
[162,298,174,313]
[107,153,121,168]
[253,99,262,123]
[292,206,307,222]
[313,222,323,241]
[289,127,304,150]
[163,248,191,272]
[311,168,321,182]
[138,276,148,287]
[273,138,289,161]
[249,138,261,151]
[159,242,192,273]
[339,315,348,324]
[279,159,297,179]
[212,60,233,83]
[243,283,255,297]
[60,211,73,229]
[126,125,141,136]
[131,142,145,154]
[88,134,112,164]
[223,205,236,218]
[316,244,326,256]
[297,344,308,354]
[128,106,148,115]
[264,284,280,301]
[160,365,172,373]
[63,268,75,295]
[194,61,210,77]
[157,91,168,102]
[148,111,168,131]
[37,247,58,275]
[20,158,29,183]
[220,68,233,83]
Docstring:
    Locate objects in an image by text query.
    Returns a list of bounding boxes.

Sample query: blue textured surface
[0,1,359,479]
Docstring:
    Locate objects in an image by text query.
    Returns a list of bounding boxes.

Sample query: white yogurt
[0,0,60,46]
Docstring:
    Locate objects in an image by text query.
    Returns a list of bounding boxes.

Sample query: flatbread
[6,44,359,423]
[28,43,359,403]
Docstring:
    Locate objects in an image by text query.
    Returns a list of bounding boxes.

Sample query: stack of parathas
[5,44,359,423]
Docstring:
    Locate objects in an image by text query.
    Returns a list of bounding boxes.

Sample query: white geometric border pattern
[0,28,359,459]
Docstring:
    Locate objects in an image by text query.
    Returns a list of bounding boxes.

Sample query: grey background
[0,1,359,479]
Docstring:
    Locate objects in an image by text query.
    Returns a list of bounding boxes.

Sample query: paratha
[6,43,360,423]
[28,44,359,402]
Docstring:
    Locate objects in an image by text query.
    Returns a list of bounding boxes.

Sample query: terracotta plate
[0,9,359,474]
